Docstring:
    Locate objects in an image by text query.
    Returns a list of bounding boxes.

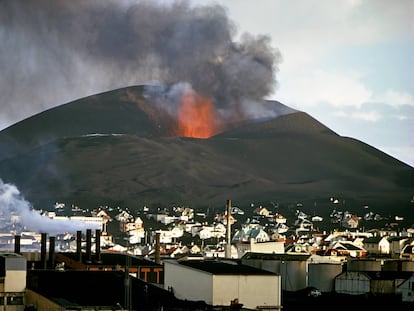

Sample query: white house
[164,259,282,310]
[235,240,285,258]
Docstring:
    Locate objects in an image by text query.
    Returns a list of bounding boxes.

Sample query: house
[331,241,367,258]
[388,236,412,258]
[363,236,390,256]
[342,215,360,229]
[400,244,414,260]
[0,253,27,311]
[232,225,270,243]
[164,259,282,310]
[235,239,285,258]
[254,206,272,217]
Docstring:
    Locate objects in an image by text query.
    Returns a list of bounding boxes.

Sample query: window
[7,296,24,305]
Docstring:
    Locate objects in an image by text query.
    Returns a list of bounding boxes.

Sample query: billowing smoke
[0,179,99,235]
[0,0,281,130]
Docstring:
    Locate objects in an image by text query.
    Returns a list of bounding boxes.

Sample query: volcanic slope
[0,85,413,218]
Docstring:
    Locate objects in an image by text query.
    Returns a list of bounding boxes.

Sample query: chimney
[77,230,82,262]
[155,232,161,264]
[40,233,47,269]
[86,229,92,263]
[14,235,21,254]
[48,236,55,269]
[225,199,232,258]
[95,229,101,263]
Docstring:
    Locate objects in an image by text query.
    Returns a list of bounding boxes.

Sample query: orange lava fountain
[177,90,223,138]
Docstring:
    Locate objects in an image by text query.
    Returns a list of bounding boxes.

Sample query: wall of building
[163,261,213,304]
[25,289,61,311]
[212,274,281,310]
[335,271,370,295]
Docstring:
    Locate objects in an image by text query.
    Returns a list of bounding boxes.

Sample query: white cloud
[374,90,414,107]
[350,110,382,122]
[277,69,372,109]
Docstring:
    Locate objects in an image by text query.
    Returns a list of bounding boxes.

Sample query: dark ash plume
[0,0,281,129]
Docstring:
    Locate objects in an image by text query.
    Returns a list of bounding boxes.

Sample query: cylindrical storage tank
[308,263,343,293]
[382,260,414,272]
[280,260,307,291]
[401,260,414,271]
[347,259,381,271]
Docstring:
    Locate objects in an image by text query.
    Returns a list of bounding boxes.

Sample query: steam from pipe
[0,0,281,129]
[0,179,99,235]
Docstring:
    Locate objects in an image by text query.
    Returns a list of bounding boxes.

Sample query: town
[1,197,414,310]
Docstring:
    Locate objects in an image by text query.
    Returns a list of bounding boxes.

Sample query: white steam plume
[0,179,99,235]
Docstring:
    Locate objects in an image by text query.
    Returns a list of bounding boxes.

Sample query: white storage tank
[308,262,343,293]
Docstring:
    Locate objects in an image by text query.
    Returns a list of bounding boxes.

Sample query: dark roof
[364,271,413,280]
[387,236,409,242]
[177,259,277,275]
[241,252,311,261]
[337,242,364,251]
[363,236,384,243]
[402,245,414,253]
[26,270,205,310]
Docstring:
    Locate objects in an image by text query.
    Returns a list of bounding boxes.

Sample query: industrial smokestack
[155,232,161,264]
[76,230,82,262]
[48,236,55,269]
[40,232,47,269]
[14,235,21,254]
[86,229,92,263]
[225,199,232,258]
[95,229,101,263]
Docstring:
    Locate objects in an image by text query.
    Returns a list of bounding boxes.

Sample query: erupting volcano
[177,90,224,138]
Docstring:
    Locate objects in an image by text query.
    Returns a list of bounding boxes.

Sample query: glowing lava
[177,91,223,138]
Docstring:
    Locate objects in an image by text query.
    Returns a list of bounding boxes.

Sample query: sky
[0,0,413,167]
[218,0,414,167]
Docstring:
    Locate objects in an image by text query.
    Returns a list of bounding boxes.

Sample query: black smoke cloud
[0,0,281,129]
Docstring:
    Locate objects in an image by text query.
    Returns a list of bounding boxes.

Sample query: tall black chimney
[95,229,101,263]
[155,232,161,264]
[225,199,232,258]
[48,236,55,269]
[14,235,21,254]
[76,230,82,262]
[40,233,47,269]
[86,229,92,263]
